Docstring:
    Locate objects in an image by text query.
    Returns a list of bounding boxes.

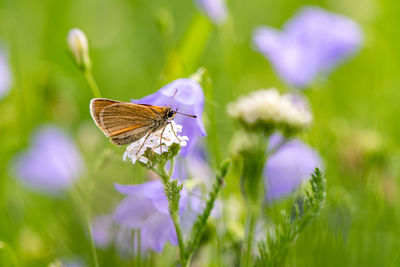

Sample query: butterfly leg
[169,122,181,142]
[159,124,168,154]
[136,131,153,156]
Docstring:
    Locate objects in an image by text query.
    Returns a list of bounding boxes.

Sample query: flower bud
[67,28,91,71]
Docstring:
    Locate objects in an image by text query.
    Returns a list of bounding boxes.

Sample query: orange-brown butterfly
[90,95,196,147]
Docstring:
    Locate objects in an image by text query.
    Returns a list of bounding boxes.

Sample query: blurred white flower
[123,121,188,164]
[67,28,90,70]
[227,88,312,133]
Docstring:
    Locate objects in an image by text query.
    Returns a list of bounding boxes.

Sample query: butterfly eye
[168,109,175,118]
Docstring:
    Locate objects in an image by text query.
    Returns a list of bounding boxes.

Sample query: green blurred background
[1,0,400,266]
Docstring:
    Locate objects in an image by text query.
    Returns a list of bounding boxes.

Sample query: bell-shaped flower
[113,180,188,253]
[253,6,363,88]
[172,143,221,230]
[91,214,135,256]
[13,125,85,194]
[264,134,322,201]
[131,78,206,155]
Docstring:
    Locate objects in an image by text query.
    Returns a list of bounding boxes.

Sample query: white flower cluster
[123,121,188,164]
[227,88,312,132]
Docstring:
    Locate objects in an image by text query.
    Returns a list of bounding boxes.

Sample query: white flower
[123,121,189,164]
[227,88,312,132]
[67,28,90,70]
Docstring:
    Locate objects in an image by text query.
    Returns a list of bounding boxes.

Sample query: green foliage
[141,143,181,171]
[1,0,400,265]
[0,241,18,267]
[165,179,183,216]
[185,160,231,262]
[257,168,326,266]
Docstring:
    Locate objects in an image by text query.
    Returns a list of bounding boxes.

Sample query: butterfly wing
[90,98,165,146]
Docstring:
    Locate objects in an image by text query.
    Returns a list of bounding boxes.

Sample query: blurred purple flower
[92,215,114,249]
[13,125,84,194]
[265,134,322,201]
[253,6,363,88]
[113,180,188,253]
[92,214,134,256]
[195,0,228,24]
[0,48,12,100]
[132,78,206,155]
[172,142,212,183]
[172,143,221,229]
[60,258,86,267]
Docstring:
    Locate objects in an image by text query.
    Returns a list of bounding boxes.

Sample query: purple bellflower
[111,146,217,253]
[113,180,188,253]
[92,214,135,256]
[96,145,217,254]
[92,215,115,249]
[0,48,11,100]
[14,125,84,194]
[195,0,228,24]
[253,6,363,88]
[172,142,212,183]
[172,143,221,230]
[265,134,322,201]
[132,78,206,155]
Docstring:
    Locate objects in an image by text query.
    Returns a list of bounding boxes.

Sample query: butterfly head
[166,108,177,120]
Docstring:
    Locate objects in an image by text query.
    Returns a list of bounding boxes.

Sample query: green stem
[242,206,258,267]
[168,157,175,178]
[69,187,99,267]
[172,211,187,265]
[202,69,222,167]
[150,166,167,183]
[266,137,289,157]
[84,69,102,98]
[153,162,187,265]
[87,219,100,267]
[136,230,141,267]
[185,160,230,265]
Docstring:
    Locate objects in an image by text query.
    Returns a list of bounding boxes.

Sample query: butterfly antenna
[175,111,197,118]
[167,89,178,108]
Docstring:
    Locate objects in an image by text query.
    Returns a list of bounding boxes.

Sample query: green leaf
[257,168,326,266]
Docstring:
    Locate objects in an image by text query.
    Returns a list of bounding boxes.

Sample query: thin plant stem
[172,211,187,265]
[152,161,187,265]
[87,219,100,267]
[84,69,102,98]
[242,205,258,267]
[136,230,141,267]
[184,161,230,265]
[69,187,99,267]
[266,136,289,157]
[168,157,175,178]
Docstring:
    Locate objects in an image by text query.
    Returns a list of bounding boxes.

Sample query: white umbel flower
[227,88,312,132]
[123,121,188,164]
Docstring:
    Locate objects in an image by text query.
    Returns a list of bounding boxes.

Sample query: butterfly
[90,96,196,147]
